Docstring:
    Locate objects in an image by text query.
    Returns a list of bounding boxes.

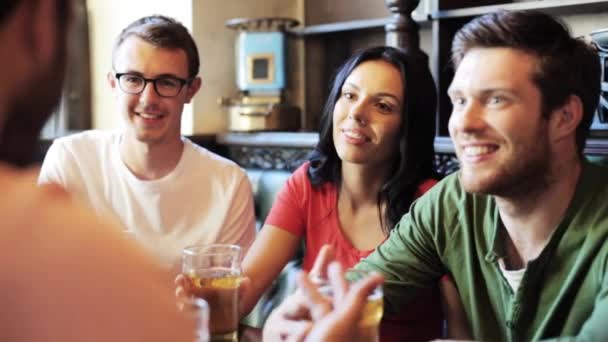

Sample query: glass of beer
[182,244,241,341]
[314,269,384,342]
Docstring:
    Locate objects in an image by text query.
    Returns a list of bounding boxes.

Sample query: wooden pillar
[384,0,423,56]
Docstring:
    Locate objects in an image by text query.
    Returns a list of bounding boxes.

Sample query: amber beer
[357,287,383,342]
[316,269,384,342]
[183,245,242,342]
[189,268,239,341]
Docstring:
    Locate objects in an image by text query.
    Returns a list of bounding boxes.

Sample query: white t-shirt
[498,258,526,294]
[38,130,256,267]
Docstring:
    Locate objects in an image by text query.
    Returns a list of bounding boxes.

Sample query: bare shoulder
[0,165,193,341]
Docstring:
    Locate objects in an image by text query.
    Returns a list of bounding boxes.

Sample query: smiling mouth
[136,112,164,120]
[462,145,498,158]
[342,129,371,142]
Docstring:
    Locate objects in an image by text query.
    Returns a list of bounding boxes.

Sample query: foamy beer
[315,269,384,342]
[182,244,241,341]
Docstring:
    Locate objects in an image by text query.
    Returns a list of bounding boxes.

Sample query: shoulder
[42,131,117,170]
[291,162,312,181]
[0,166,193,340]
[184,139,241,170]
[182,138,249,182]
[408,172,475,224]
[282,162,336,210]
[0,165,81,228]
[53,130,117,146]
[575,161,608,216]
[284,162,318,192]
[50,130,118,155]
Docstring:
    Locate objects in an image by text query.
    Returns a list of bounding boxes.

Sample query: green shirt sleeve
[543,257,608,341]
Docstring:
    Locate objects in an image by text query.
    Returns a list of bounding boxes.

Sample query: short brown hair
[113,15,199,78]
[452,10,601,154]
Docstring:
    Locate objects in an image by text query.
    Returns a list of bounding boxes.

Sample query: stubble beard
[459,132,551,198]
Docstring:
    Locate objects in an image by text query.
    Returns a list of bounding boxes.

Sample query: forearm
[241,225,300,316]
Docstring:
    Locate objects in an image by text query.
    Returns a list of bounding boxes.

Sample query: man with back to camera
[265,10,608,341]
[0,0,195,340]
[38,15,256,268]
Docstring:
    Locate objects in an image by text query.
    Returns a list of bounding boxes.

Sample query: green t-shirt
[358,160,608,341]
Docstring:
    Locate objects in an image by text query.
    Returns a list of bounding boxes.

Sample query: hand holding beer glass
[263,262,384,341]
[311,268,384,342]
[182,244,241,341]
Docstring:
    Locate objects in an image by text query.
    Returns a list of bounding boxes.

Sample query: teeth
[139,113,161,119]
[463,145,495,156]
[344,130,364,140]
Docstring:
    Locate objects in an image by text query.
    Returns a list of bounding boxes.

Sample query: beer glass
[182,244,241,342]
[314,269,384,342]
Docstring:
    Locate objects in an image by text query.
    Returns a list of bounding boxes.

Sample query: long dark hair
[308,46,437,234]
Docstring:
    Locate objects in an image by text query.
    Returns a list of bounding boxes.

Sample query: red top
[265,162,443,342]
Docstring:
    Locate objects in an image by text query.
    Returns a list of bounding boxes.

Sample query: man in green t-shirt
[265,10,608,341]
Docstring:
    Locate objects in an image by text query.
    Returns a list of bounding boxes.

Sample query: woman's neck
[339,162,390,207]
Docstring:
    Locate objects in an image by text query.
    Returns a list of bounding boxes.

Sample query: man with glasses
[39,15,256,269]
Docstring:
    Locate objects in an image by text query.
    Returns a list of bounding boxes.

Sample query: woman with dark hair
[168,45,464,340]
[239,46,464,341]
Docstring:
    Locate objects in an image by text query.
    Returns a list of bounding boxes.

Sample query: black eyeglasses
[114,73,192,98]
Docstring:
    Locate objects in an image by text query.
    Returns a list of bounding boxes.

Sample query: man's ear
[107,72,117,89]
[550,94,583,142]
[184,77,202,103]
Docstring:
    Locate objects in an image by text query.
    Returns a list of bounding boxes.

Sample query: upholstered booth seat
[587,154,608,167]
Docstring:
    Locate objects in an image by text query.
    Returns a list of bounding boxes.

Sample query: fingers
[175,286,186,299]
[270,286,315,321]
[263,291,314,341]
[297,272,332,321]
[174,273,187,286]
[309,245,335,280]
[283,321,312,342]
[326,262,348,305]
[338,272,384,322]
[266,319,311,342]
[174,274,192,299]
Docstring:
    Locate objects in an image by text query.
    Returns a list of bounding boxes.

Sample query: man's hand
[263,262,384,341]
[308,244,336,280]
[174,273,193,300]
